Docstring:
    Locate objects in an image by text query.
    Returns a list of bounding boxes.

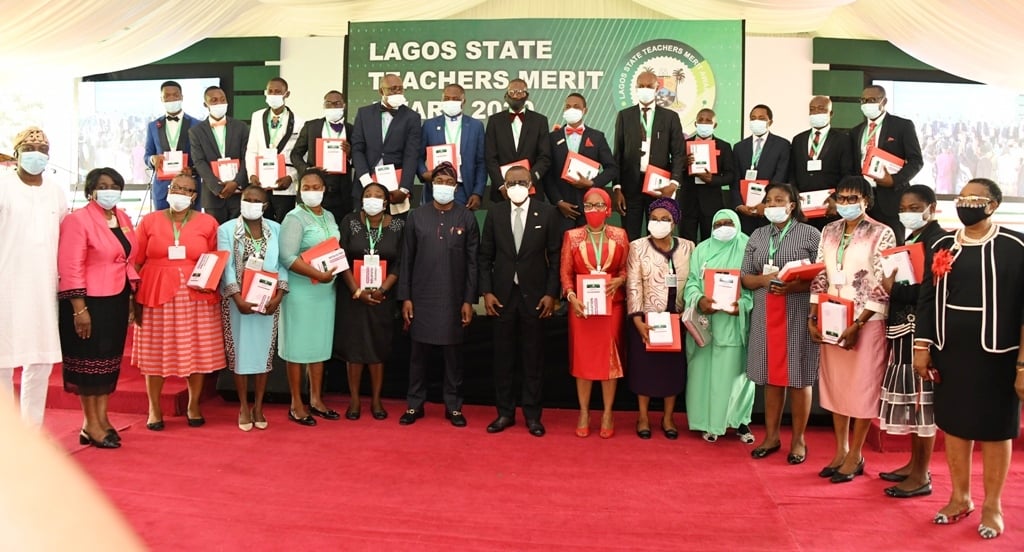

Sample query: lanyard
[588,229,606,271]
[167,210,191,246]
[213,125,227,157]
[301,204,331,238]
[444,118,462,146]
[365,216,383,254]
[165,119,182,150]
[809,130,825,160]
[244,220,265,248]
[267,110,284,149]
[861,120,879,152]
[768,219,793,263]
[640,108,654,141]
[836,232,852,269]
[906,231,921,244]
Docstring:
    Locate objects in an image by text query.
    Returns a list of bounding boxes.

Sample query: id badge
[832,270,846,286]
[745,169,758,181]
[168,245,186,260]
[639,139,651,171]
[806,159,822,172]
[763,264,779,275]
[364,254,380,267]
[245,255,264,271]
[665,272,678,288]
[590,269,605,275]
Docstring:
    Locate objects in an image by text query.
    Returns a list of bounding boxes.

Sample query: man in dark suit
[292,90,354,222]
[790,95,856,230]
[245,77,304,222]
[351,73,421,217]
[484,79,551,202]
[680,108,736,242]
[612,70,686,241]
[144,80,201,210]
[851,85,924,243]
[478,166,561,437]
[732,103,790,236]
[188,85,250,223]
[419,84,486,209]
[545,92,618,232]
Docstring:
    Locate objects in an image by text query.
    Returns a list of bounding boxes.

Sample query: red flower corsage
[156,121,163,129]
[552,124,562,132]
[932,249,955,284]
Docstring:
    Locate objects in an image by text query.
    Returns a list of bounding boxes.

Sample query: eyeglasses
[835,195,863,205]
[505,180,529,188]
[506,89,528,98]
[582,203,607,211]
[169,184,196,194]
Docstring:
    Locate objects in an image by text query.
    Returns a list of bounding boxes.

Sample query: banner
[347,19,744,143]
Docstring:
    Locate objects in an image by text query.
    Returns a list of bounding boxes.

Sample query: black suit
[790,127,856,230]
[613,104,686,240]
[850,113,924,243]
[731,133,790,236]
[351,103,422,215]
[478,199,561,421]
[545,126,618,231]
[680,136,736,243]
[292,118,355,222]
[189,118,250,223]
[484,110,552,202]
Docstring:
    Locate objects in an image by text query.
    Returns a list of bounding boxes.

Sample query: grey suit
[188,117,250,223]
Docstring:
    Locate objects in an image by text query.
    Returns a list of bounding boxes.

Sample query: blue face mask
[19,151,49,175]
[695,123,715,139]
[94,189,121,210]
[433,184,456,205]
[837,203,864,221]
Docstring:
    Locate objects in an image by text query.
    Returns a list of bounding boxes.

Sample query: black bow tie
[166,115,180,121]
[380,104,395,113]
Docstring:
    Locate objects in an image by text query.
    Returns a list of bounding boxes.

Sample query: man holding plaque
[732,104,790,236]
[613,71,686,241]
[484,79,552,202]
[546,93,618,233]
[680,108,736,243]
[419,84,486,209]
[245,77,304,222]
[189,85,250,223]
[145,80,201,210]
[292,90,354,222]
[790,96,856,231]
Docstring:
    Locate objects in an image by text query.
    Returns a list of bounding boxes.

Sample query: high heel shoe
[599,416,615,439]
[830,458,865,483]
[576,413,590,438]
[80,430,120,449]
[252,409,268,430]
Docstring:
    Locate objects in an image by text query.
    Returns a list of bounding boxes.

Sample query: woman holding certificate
[132,174,224,430]
[808,176,895,483]
[625,199,694,440]
[915,179,1024,539]
[742,183,820,464]
[561,187,628,438]
[683,209,755,443]
[57,168,138,448]
[335,183,404,421]
[279,168,342,426]
[218,187,288,432]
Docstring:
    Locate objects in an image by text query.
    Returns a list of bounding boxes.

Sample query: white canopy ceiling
[2,0,1022,89]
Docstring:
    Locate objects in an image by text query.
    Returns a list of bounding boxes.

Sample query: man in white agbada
[0,127,67,425]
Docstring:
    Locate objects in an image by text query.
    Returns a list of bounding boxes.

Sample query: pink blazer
[58,200,140,298]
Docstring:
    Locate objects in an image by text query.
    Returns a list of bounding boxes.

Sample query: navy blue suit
[731,132,790,235]
[418,114,486,206]
[144,113,201,209]
[351,102,422,207]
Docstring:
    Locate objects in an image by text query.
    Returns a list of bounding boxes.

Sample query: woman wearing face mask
[914,179,1024,539]
[683,209,756,443]
[875,185,948,497]
[808,176,895,483]
[132,174,225,430]
[57,168,138,448]
[742,183,821,464]
[217,186,288,432]
[335,183,404,421]
[560,187,629,438]
[278,168,342,426]
[625,199,694,439]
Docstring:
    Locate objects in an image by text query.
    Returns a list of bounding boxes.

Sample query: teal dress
[278,205,340,363]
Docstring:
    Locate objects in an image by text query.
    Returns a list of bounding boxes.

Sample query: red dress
[560,225,628,381]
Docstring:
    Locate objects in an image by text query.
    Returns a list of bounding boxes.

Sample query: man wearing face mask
[478,166,561,437]
[546,93,618,233]
[352,74,422,218]
[0,127,67,426]
[850,85,924,244]
[292,90,354,222]
[613,71,686,241]
[484,79,552,202]
[419,84,486,209]
[397,162,479,428]
[188,85,251,224]
[790,96,857,231]
[144,81,201,211]
[680,108,736,243]
[245,77,304,222]
[732,104,790,236]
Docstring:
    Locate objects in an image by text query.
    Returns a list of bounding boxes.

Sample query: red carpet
[47,400,1024,551]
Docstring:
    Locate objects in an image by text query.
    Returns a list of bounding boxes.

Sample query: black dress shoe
[345,408,360,421]
[446,410,467,427]
[885,482,933,498]
[186,416,206,428]
[751,443,781,459]
[310,406,341,420]
[399,408,424,425]
[879,471,909,482]
[288,410,317,426]
[146,421,165,431]
[830,458,866,484]
[662,425,679,440]
[487,416,516,433]
[636,422,652,440]
[107,429,121,443]
[526,420,545,437]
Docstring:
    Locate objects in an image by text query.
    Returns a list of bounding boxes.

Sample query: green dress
[278,205,340,363]
[682,209,755,436]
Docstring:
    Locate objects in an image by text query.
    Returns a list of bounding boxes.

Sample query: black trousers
[407,341,463,412]
[491,287,546,420]
[203,195,241,224]
[623,193,656,241]
[680,183,725,243]
[268,195,296,223]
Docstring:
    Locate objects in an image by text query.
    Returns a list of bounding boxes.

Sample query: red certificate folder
[645,313,682,352]
[687,139,719,175]
[861,146,905,179]
[211,158,240,180]
[740,179,768,207]
[561,151,601,182]
[576,273,611,316]
[300,237,349,284]
[241,269,278,313]
[255,153,286,187]
[799,188,834,219]
[703,268,741,312]
[881,242,925,284]
[156,152,188,180]
[186,251,229,291]
[818,293,854,345]
[779,262,825,282]
[316,138,348,174]
[426,143,458,171]
[353,259,388,289]
[642,165,672,197]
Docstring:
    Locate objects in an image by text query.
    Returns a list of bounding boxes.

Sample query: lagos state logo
[614,39,716,135]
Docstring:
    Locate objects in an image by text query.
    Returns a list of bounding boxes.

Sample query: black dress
[59,228,131,396]
[334,212,404,363]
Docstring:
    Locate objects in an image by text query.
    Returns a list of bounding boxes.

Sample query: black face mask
[956,205,990,227]
[506,96,527,112]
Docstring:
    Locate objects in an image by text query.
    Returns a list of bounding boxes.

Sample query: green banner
[347,19,744,142]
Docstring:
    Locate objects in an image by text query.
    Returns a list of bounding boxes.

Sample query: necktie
[641,107,650,122]
[866,121,878,148]
[754,137,763,158]
[808,130,820,159]
[513,206,524,252]
[565,126,584,136]
[166,115,180,122]
[510,112,524,122]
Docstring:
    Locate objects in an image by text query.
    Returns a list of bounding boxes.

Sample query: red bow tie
[565,126,584,136]
[510,112,524,122]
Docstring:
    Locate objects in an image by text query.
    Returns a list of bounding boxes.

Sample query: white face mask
[265,94,285,110]
[563,108,584,126]
[384,93,407,109]
[240,200,265,221]
[164,100,183,114]
[712,225,738,242]
[647,220,673,239]
[301,190,324,208]
[441,100,463,118]
[861,102,883,120]
[749,119,768,136]
[899,208,930,231]
[208,103,228,119]
[433,184,456,205]
[362,197,385,216]
[636,87,657,105]
[167,193,192,212]
[324,108,345,123]
[764,206,791,224]
[809,113,830,129]
[94,189,121,210]
[507,184,530,204]
[695,123,715,139]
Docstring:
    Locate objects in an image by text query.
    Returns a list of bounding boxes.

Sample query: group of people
[2,71,1023,541]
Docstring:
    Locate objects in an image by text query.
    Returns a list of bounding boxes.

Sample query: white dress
[0,167,66,367]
